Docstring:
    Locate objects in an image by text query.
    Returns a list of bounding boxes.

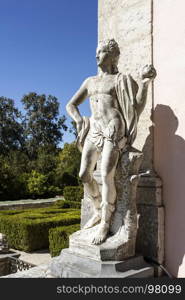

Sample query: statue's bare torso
[87,74,125,142]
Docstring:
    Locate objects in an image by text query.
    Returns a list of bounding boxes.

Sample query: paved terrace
[0,197,62,210]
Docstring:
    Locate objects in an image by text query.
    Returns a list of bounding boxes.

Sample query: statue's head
[96,39,120,74]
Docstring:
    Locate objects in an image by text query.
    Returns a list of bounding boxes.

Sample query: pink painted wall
[153,0,185,277]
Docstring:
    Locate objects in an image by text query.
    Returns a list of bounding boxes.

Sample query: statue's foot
[91,223,109,245]
[83,213,101,229]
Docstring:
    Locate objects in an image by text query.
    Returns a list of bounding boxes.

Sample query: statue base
[69,226,136,261]
[1,251,154,278]
[48,248,154,278]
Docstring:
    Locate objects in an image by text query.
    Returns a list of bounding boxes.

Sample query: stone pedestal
[70,225,136,261]
[48,249,153,278]
[136,174,164,276]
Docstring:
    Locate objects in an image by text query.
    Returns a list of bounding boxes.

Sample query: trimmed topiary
[0,207,80,252]
[49,224,80,257]
[63,186,83,202]
[53,199,81,209]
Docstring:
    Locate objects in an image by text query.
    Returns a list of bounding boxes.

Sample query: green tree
[55,142,81,191]
[0,151,29,200]
[0,93,72,200]
[0,97,24,153]
[27,170,47,198]
[22,93,67,157]
[29,146,59,174]
[57,142,81,177]
[26,170,61,199]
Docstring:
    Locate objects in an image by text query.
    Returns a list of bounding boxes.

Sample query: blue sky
[0,0,98,144]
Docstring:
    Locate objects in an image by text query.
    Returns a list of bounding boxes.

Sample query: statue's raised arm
[136,64,157,117]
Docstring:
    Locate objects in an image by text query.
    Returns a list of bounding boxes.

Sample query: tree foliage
[0,97,24,153]
[22,92,67,157]
[57,142,81,177]
[0,92,82,201]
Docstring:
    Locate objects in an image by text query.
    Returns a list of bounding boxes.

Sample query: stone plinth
[48,249,153,278]
[136,174,164,276]
[69,225,135,261]
[3,252,154,278]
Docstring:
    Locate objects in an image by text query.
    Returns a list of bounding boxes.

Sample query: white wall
[153,0,185,277]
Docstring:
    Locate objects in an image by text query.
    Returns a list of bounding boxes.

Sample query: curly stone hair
[98,38,120,74]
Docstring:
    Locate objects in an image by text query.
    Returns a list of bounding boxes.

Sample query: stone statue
[66,39,156,245]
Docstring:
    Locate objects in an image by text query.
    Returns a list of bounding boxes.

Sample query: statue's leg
[79,138,101,229]
[92,140,119,244]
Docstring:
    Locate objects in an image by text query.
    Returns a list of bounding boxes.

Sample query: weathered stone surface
[81,197,93,228]
[2,263,50,278]
[137,187,162,206]
[136,173,164,275]
[0,252,20,276]
[3,253,154,278]
[138,174,162,188]
[48,249,154,278]
[69,225,135,261]
[136,205,164,264]
[0,259,9,276]
[137,175,162,206]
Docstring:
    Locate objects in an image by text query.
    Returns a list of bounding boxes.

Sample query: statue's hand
[141,65,157,83]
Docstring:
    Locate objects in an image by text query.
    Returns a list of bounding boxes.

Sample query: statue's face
[96,45,111,67]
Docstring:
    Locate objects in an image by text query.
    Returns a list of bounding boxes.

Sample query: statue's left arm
[66,77,90,134]
[135,65,156,117]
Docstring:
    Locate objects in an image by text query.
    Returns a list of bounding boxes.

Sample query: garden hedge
[53,199,81,209]
[0,207,80,252]
[63,186,83,202]
[49,224,80,257]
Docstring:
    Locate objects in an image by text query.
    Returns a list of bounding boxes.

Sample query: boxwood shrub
[53,199,81,209]
[63,186,83,202]
[49,224,80,257]
[0,207,80,252]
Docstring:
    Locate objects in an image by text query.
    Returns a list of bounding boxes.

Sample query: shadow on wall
[154,104,185,277]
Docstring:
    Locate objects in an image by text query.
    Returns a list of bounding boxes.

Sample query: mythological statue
[66,39,156,245]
